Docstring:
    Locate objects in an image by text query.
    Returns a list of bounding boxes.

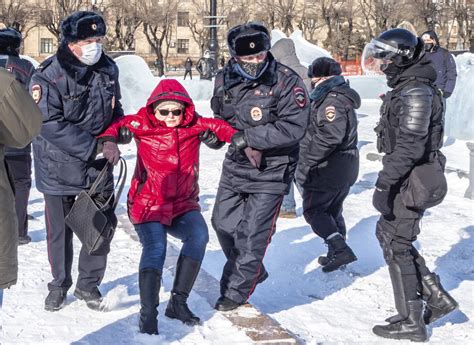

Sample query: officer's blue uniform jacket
[30,44,123,195]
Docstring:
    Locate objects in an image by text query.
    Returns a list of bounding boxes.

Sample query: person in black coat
[184,57,192,79]
[363,28,458,342]
[201,22,309,311]
[30,11,125,313]
[421,30,457,98]
[0,28,36,245]
[296,57,359,273]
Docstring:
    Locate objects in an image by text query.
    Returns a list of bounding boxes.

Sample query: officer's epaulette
[36,57,54,72]
[277,64,295,77]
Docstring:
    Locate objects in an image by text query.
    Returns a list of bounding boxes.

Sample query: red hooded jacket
[100,79,236,225]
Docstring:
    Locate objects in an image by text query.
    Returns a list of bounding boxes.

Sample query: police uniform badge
[250,107,263,121]
[92,23,97,31]
[293,87,306,108]
[31,84,42,103]
[325,106,336,122]
[250,42,255,49]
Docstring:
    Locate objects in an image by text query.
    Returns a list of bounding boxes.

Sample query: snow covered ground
[1,80,473,344]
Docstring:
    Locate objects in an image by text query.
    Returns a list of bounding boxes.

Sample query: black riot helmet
[362,28,425,74]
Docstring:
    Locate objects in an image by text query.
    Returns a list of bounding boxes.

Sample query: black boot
[139,268,161,335]
[373,299,428,342]
[215,296,242,311]
[319,232,346,265]
[321,234,357,272]
[165,255,201,326]
[422,273,458,324]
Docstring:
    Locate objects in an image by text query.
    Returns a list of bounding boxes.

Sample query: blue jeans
[134,211,209,271]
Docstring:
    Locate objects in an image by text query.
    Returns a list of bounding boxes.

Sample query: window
[177,39,189,54]
[40,38,54,54]
[177,12,189,27]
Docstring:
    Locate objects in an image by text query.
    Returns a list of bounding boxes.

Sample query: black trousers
[302,186,350,239]
[211,186,283,304]
[184,70,192,80]
[375,191,430,301]
[5,154,32,238]
[43,194,107,292]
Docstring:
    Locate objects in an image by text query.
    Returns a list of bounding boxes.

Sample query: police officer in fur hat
[0,28,36,245]
[30,11,128,312]
[296,57,360,273]
[200,22,309,311]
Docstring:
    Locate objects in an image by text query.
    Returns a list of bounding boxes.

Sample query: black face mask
[381,63,403,87]
[237,60,266,77]
[424,43,434,51]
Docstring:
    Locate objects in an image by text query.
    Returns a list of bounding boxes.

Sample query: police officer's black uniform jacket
[0,52,35,156]
[211,53,310,194]
[375,59,444,193]
[30,44,124,195]
[296,76,360,191]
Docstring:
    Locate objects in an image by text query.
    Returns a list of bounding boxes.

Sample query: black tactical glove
[231,131,247,150]
[243,147,262,168]
[118,126,133,144]
[199,128,225,150]
[372,179,392,216]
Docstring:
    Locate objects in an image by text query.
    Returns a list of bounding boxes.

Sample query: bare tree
[254,0,303,34]
[298,5,325,43]
[0,0,38,41]
[36,0,90,43]
[106,0,141,51]
[137,0,177,76]
[452,0,473,50]
[187,0,209,56]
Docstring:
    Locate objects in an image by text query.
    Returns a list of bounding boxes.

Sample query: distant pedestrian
[184,57,193,80]
[196,51,214,80]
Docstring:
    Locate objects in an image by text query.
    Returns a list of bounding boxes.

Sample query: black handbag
[400,151,447,210]
[65,157,127,256]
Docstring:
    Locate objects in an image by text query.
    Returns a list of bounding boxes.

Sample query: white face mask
[78,42,103,66]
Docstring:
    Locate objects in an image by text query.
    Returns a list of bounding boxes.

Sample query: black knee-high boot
[165,255,201,326]
[422,273,458,324]
[139,268,162,335]
[373,263,427,342]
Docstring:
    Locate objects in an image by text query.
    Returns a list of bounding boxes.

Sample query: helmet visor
[361,39,399,75]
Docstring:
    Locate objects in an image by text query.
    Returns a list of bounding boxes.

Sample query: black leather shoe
[44,289,67,311]
[214,296,242,311]
[74,287,103,311]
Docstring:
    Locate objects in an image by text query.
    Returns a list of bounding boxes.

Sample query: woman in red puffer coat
[99,79,236,335]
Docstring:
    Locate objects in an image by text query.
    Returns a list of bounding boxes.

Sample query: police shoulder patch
[31,84,42,103]
[293,87,306,108]
[325,105,336,122]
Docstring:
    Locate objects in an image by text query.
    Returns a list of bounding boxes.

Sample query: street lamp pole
[208,0,218,70]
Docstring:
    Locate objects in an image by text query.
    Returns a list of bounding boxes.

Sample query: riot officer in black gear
[363,28,458,342]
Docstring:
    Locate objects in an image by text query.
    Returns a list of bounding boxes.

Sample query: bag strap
[112,157,127,210]
[88,161,111,196]
[88,157,127,211]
